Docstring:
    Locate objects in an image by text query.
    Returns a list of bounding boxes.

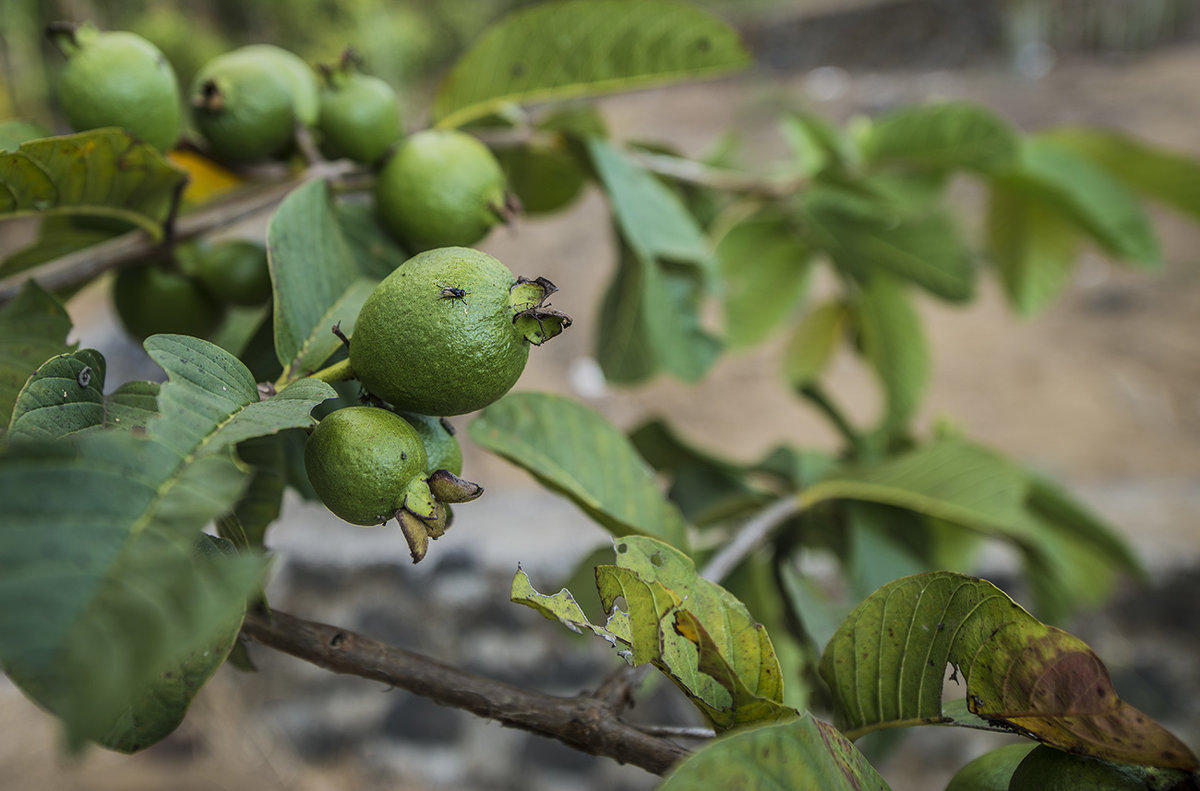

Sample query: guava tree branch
[239,608,691,776]
[0,160,364,305]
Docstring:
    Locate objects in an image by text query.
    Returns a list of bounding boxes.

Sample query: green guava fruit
[317,62,401,164]
[113,260,225,340]
[194,239,272,306]
[943,743,1037,791]
[1009,746,1175,791]
[229,44,320,126]
[49,22,183,152]
[373,130,511,251]
[189,49,297,162]
[348,247,571,416]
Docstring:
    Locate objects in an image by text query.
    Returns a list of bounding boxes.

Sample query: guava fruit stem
[308,357,355,384]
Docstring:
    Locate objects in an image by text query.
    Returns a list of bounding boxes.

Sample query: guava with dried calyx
[112,258,226,341]
[348,247,571,417]
[374,129,514,251]
[304,406,483,562]
[193,239,272,306]
[48,22,183,152]
[317,51,400,165]
[190,45,314,163]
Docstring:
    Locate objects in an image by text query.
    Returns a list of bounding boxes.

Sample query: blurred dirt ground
[3,23,1200,791]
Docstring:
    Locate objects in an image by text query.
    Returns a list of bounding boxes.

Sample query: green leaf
[232,435,288,548]
[589,139,720,382]
[515,537,795,731]
[0,281,73,424]
[819,572,1199,771]
[659,713,890,791]
[0,129,186,237]
[1017,138,1161,268]
[853,274,930,432]
[432,0,750,129]
[986,179,1082,316]
[0,120,51,152]
[717,210,812,348]
[470,392,688,549]
[862,102,1019,174]
[781,113,850,178]
[782,301,849,391]
[332,197,408,280]
[267,180,380,382]
[1045,126,1200,222]
[802,187,975,301]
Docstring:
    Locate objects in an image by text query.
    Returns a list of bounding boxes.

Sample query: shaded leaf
[819,572,1198,771]
[0,281,74,424]
[986,179,1082,316]
[1046,126,1200,222]
[863,102,1019,174]
[267,180,380,382]
[594,237,658,383]
[0,128,186,237]
[717,209,812,348]
[332,197,408,280]
[232,435,288,548]
[783,301,849,391]
[659,713,889,791]
[1018,138,1161,268]
[802,187,975,301]
[853,273,929,432]
[433,0,749,129]
[470,392,688,549]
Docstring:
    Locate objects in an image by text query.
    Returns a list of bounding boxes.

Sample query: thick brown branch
[240,608,690,776]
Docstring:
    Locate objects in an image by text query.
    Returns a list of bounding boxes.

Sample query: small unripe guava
[317,57,400,164]
[50,23,183,152]
[113,261,225,340]
[374,130,510,251]
[194,239,272,306]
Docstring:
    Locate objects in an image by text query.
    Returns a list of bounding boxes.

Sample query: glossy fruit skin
[349,247,529,416]
[943,743,1036,791]
[304,406,429,526]
[194,239,272,306]
[190,50,296,163]
[56,28,183,152]
[374,130,507,251]
[317,71,401,164]
[113,262,225,340]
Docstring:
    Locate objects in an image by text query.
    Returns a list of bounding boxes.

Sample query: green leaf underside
[986,180,1082,317]
[718,210,811,348]
[0,335,332,747]
[589,139,720,382]
[1017,138,1161,268]
[433,0,750,129]
[659,713,890,791]
[0,281,74,425]
[469,392,688,549]
[1045,127,1200,223]
[863,102,1019,174]
[854,274,929,432]
[819,572,1198,771]
[267,180,380,382]
[802,188,975,302]
[0,128,186,237]
[513,537,795,730]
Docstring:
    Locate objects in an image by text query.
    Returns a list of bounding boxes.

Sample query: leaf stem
[240,608,690,775]
[305,358,355,386]
[700,495,805,583]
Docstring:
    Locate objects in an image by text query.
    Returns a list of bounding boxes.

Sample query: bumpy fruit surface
[304,406,433,526]
[349,247,570,416]
[317,68,401,164]
[113,261,225,340]
[194,239,272,306]
[1009,746,1158,791]
[52,24,183,151]
[374,130,509,251]
[190,49,297,163]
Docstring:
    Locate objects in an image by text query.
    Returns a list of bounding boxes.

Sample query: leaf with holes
[433,0,749,129]
[819,572,1198,771]
[0,128,186,237]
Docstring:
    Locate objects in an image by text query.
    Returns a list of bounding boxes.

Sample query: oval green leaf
[470,392,688,549]
[819,571,1198,771]
[862,102,1019,174]
[433,0,750,129]
[659,713,890,791]
[0,128,186,237]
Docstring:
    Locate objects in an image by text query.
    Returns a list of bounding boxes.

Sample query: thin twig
[0,160,364,305]
[240,608,690,776]
[635,725,716,740]
[628,150,808,199]
[700,496,804,583]
[798,383,862,452]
